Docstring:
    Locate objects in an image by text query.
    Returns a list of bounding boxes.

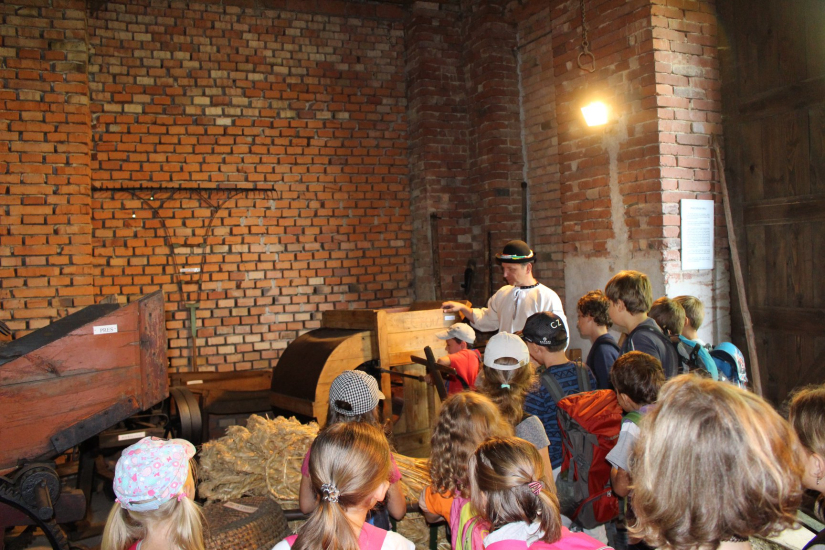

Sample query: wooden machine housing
[270,304,459,454]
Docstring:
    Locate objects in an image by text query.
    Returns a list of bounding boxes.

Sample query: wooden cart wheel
[168,387,203,445]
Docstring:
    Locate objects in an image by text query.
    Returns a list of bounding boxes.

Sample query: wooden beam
[733,75,825,119]
[750,307,825,335]
[744,196,825,225]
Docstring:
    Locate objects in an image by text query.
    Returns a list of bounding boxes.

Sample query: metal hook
[578,51,596,73]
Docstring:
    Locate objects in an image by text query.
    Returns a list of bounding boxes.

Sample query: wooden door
[719,0,825,404]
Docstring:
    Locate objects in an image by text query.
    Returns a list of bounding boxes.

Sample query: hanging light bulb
[581,101,609,126]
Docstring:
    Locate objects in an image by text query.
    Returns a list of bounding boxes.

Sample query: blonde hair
[470,437,561,543]
[630,375,804,550]
[476,364,537,427]
[294,422,391,550]
[101,462,204,550]
[429,392,513,498]
[789,385,825,519]
[673,295,704,329]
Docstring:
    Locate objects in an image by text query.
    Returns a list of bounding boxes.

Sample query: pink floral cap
[113,436,196,512]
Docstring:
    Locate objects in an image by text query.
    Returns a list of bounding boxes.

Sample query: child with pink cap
[102,436,203,550]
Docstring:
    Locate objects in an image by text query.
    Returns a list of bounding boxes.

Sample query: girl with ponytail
[476,332,554,478]
[102,437,204,550]
[298,370,406,528]
[277,422,414,550]
[470,437,608,550]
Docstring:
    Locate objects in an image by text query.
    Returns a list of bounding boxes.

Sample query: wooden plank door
[719,0,825,404]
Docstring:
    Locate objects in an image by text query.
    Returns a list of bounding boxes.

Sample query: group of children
[100,268,824,550]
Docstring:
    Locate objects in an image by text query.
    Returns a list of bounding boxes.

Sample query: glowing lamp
[581,101,609,126]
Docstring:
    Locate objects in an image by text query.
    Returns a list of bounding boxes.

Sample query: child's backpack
[675,335,719,380]
[554,390,623,529]
[449,495,489,550]
[485,526,612,550]
[710,342,748,388]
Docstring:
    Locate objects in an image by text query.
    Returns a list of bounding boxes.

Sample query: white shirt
[272,530,414,550]
[471,283,566,334]
[484,521,545,547]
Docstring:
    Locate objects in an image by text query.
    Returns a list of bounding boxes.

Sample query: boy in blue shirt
[522,311,596,471]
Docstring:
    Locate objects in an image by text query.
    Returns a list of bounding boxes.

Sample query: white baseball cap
[483,332,529,370]
[435,323,476,345]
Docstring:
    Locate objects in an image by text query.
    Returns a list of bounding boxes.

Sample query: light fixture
[581,101,608,126]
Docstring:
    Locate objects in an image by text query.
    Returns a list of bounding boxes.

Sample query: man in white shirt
[442,240,565,334]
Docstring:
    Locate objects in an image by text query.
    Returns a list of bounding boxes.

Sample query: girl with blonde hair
[469,436,607,550]
[789,384,825,550]
[277,422,414,550]
[419,392,513,547]
[102,437,203,550]
[631,375,805,550]
[298,370,406,527]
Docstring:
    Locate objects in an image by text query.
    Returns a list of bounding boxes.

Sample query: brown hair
[294,422,392,550]
[648,297,685,337]
[577,290,613,328]
[428,392,513,498]
[630,375,805,550]
[604,270,652,315]
[789,385,825,519]
[470,437,561,543]
[476,364,537,427]
[610,351,664,406]
[673,295,704,330]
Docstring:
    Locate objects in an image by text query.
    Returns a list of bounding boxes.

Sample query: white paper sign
[118,431,146,441]
[93,324,118,335]
[223,502,258,514]
[681,199,714,271]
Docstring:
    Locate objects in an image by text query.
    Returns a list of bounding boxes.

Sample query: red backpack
[555,390,623,529]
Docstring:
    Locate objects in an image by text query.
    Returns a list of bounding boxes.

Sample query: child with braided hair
[470,436,610,550]
[276,422,414,550]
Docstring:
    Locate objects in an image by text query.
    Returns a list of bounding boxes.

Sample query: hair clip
[528,481,542,495]
[176,493,185,502]
[321,483,340,503]
[501,383,511,389]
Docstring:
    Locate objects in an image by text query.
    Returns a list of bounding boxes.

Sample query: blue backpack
[676,335,719,380]
[710,342,748,388]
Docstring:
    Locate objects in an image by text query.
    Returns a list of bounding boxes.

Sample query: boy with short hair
[521,312,596,471]
[606,351,665,498]
[604,270,679,379]
[576,290,620,390]
[673,295,706,345]
[648,297,685,340]
[434,323,480,395]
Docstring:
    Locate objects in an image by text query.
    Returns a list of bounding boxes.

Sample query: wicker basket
[203,496,291,550]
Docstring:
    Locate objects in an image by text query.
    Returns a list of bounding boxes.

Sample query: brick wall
[407,0,527,307]
[650,0,729,343]
[88,0,412,370]
[1,0,731,369]
[1,0,414,372]
[512,0,728,349]
[0,0,94,335]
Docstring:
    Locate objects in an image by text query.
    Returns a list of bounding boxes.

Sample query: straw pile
[197,415,449,550]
